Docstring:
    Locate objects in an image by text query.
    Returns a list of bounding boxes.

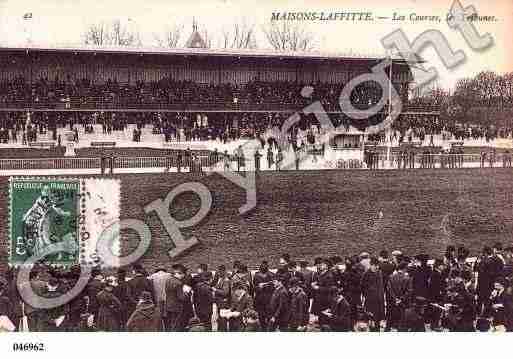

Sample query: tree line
[83,18,317,51]
[413,71,513,126]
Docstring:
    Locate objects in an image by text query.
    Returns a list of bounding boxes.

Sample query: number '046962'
[12,343,45,351]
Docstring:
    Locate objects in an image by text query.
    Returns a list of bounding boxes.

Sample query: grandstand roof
[0,44,424,64]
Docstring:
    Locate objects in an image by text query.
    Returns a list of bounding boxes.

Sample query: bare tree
[153,24,184,48]
[83,21,110,46]
[503,72,513,106]
[262,21,316,51]
[109,19,141,46]
[220,20,257,49]
[83,19,141,47]
[474,71,499,107]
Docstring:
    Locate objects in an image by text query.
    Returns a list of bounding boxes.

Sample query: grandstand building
[0,45,414,112]
[0,26,442,170]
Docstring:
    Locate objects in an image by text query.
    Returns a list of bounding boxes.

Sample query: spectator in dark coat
[327,288,352,332]
[490,278,513,331]
[20,270,47,331]
[0,280,12,324]
[427,259,446,330]
[4,269,22,330]
[476,246,504,312]
[228,282,253,331]
[297,260,314,298]
[289,261,305,288]
[411,254,431,300]
[212,265,231,332]
[113,269,131,329]
[164,264,189,331]
[330,256,345,288]
[288,278,309,331]
[311,258,337,328]
[126,264,154,317]
[361,258,385,331]
[96,279,122,332]
[252,261,274,330]
[492,242,506,266]
[126,291,163,332]
[446,281,476,332]
[38,278,69,332]
[85,269,105,320]
[180,270,195,331]
[193,272,214,330]
[268,278,290,331]
[386,261,411,331]
[340,257,362,326]
[378,250,396,289]
[65,282,88,332]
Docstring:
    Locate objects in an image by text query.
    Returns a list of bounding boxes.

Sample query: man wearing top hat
[311,258,337,330]
[411,254,431,300]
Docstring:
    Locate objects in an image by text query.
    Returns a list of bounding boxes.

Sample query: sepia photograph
[0,0,512,357]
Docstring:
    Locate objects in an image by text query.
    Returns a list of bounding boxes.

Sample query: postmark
[81,178,121,268]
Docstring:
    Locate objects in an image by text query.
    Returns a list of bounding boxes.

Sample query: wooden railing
[378,153,510,168]
[0,157,100,170]
[0,155,214,171]
[0,153,510,171]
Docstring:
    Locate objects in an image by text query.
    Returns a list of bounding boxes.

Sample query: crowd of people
[0,76,393,111]
[367,115,512,146]
[0,110,330,157]
[0,76,511,151]
[1,243,512,332]
[363,147,513,170]
[0,109,510,150]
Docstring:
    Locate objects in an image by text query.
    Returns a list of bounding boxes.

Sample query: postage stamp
[9,177,121,267]
[9,178,81,265]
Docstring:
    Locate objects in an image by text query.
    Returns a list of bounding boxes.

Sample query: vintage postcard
[0,0,512,356]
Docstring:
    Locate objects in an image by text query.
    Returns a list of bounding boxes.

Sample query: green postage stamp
[9,178,81,265]
[9,177,121,267]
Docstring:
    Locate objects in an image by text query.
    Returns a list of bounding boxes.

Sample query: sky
[0,0,511,90]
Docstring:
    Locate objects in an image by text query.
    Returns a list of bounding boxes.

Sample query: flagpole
[23,12,33,45]
[387,51,393,166]
[388,54,393,116]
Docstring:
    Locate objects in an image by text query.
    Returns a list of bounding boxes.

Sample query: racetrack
[1,168,513,271]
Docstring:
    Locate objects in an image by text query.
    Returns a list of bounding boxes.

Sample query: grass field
[1,168,513,271]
